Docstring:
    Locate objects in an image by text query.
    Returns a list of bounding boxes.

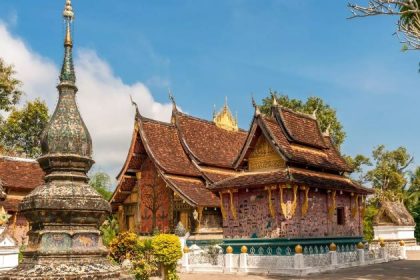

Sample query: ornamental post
[239,246,248,273]
[357,242,365,264]
[399,240,407,259]
[182,246,190,272]
[329,243,338,266]
[224,246,234,273]
[293,245,304,269]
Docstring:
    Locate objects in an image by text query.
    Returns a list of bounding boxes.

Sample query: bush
[109,232,181,280]
[101,215,119,247]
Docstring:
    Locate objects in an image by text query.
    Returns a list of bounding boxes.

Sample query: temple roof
[211,167,372,194]
[275,107,327,149]
[139,117,201,177]
[0,156,44,191]
[235,112,351,173]
[162,175,219,207]
[174,111,248,168]
[374,200,415,226]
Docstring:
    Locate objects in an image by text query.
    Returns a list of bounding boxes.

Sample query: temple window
[337,207,345,225]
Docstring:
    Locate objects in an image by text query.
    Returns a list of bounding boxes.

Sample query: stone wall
[222,187,362,239]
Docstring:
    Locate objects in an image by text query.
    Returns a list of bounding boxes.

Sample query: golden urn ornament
[295,244,303,254]
[240,246,248,254]
[399,240,405,247]
[357,242,364,249]
[226,246,233,254]
[329,243,337,252]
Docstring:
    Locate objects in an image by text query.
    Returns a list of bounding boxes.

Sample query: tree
[345,154,372,183]
[89,171,113,200]
[0,99,49,158]
[365,145,413,197]
[261,91,346,148]
[347,145,420,241]
[0,58,22,112]
[348,0,420,50]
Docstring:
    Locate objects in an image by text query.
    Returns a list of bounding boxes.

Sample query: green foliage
[344,154,372,183]
[109,233,181,280]
[410,202,420,240]
[152,234,182,280]
[363,200,379,242]
[89,171,113,200]
[100,215,119,247]
[347,145,420,241]
[0,58,22,112]
[365,145,413,194]
[0,99,49,157]
[18,245,26,263]
[260,91,346,148]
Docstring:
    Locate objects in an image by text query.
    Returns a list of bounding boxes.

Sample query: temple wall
[222,187,362,239]
[138,159,172,234]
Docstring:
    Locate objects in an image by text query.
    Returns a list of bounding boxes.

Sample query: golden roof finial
[214,98,238,132]
[63,0,74,47]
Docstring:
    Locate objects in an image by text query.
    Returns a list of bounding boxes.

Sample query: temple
[0,156,44,244]
[111,95,373,250]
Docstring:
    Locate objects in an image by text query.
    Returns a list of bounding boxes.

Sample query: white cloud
[0,23,173,178]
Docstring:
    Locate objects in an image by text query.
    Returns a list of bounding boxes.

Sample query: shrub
[109,233,181,280]
[101,215,119,247]
[152,234,182,280]
[109,231,141,263]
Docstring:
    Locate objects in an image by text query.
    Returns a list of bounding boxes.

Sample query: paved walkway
[180,260,420,280]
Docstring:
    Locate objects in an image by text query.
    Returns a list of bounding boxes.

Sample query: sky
[0,0,419,184]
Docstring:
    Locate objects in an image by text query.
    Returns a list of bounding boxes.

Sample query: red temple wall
[138,159,172,234]
[222,187,362,239]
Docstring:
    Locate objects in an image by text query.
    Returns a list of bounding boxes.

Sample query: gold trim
[229,190,237,220]
[302,187,310,217]
[219,192,227,221]
[352,194,359,218]
[279,185,298,220]
[290,144,327,156]
[265,186,276,218]
[361,195,366,218]
[328,190,336,219]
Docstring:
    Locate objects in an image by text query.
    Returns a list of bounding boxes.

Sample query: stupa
[0,1,130,279]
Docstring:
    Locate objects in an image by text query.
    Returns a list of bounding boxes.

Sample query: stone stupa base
[0,258,133,280]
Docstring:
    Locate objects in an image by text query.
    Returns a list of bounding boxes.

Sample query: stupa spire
[60,0,76,84]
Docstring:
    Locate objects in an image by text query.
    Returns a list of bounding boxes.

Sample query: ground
[180,252,420,280]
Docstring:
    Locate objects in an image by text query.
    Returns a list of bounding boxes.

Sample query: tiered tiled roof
[211,167,372,194]
[0,156,45,213]
[0,157,44,191]
[112,100,372,210]
[235,109,351,173]
[139,117,201,177]
[175,111,248,168]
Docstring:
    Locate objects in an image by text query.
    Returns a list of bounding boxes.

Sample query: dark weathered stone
[0,1,131,279]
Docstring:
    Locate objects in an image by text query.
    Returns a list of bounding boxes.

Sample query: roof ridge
[176,110,248,133]
[278,106,316,120]
[139,116,173,127]
[0,156,37,163]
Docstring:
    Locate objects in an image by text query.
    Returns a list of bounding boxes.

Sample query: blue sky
[0,0,419,178]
